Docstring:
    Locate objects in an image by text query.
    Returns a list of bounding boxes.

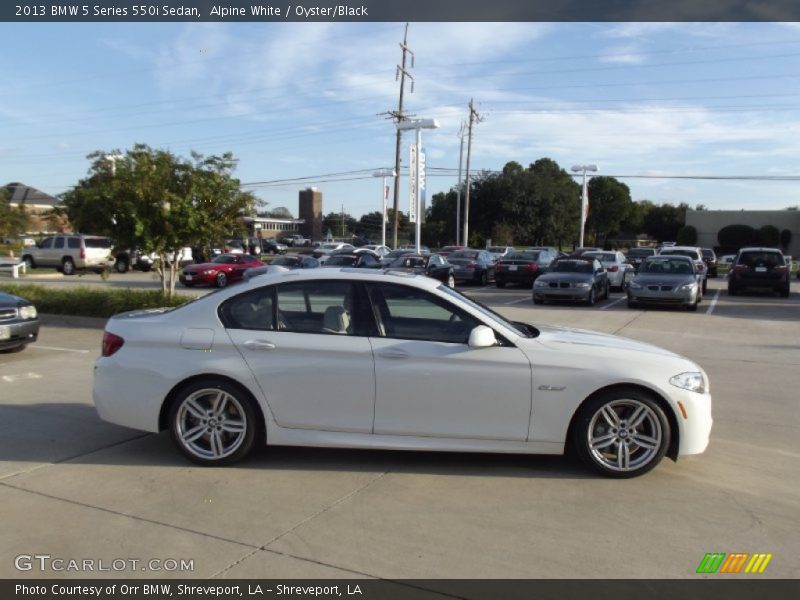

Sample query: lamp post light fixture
[571,164,598,248]
[396,118,440,253]
[373,169,396,248]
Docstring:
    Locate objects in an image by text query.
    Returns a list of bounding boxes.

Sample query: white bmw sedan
[93,269,712,478]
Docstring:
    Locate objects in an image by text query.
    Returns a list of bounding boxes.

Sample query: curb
[39,313,108,329]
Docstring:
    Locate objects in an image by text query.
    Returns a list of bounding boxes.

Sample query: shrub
[676,225,698,246]
[757,225,780,247]
[0,284,191,318]
[780,228,792,251]
[717,224,757,254]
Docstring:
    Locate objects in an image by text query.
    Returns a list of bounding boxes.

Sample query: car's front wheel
[572,389,670,478]
[169,380,259,466]
[61,258,75,275]
[447,274,455,288]
[115,257,129,273]
[215,272,228,287]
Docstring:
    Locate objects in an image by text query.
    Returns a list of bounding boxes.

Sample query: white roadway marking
[600,296,627,310]
[2,372,42,383]
[705,289,722,315]
[29,345,90,354]
[504,296,531,305]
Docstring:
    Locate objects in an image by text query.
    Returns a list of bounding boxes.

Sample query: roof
[242,266,440,291]
[4,183,62,206]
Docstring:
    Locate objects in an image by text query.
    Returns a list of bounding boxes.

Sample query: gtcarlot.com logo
[696,552,773,574]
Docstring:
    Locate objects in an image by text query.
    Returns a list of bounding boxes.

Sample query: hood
[633,273,697,285]
[534,324,680,359]
[183,261,223,272]
[537,272,594,283]
[0,292,30,306]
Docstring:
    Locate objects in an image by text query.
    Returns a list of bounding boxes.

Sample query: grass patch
[0,284,191,319]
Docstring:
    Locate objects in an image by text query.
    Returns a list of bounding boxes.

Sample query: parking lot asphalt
[0,274,798,581]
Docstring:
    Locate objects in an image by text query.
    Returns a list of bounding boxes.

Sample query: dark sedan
[380,249,416,267]
[386,253,455,287]
[270,255,320,269]
[495,250,557,288]
[448,249,496,285]
[321,251,382,269]
[625,247,656,271]
[180,253,264,288]
[0,292,39,353]
[701,248,718,278]
[532,258,609,306]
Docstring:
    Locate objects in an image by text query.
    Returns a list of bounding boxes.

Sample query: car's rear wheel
[215,272,228,287]
[702,278,708,294]
[479,271,488,286]
[22,255,35,269]
[780,285,790,298]
[115,257,129,273]
[586,287,596,306]
[572,390,670,478]
[61,258,75,275]
[169,380,258,466]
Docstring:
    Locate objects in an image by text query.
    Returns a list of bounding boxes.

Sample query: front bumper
[179,273,214,286]
[628,286,697,306]
[0,318,39,349]
[672,388,713,456]
[533,285,592,302]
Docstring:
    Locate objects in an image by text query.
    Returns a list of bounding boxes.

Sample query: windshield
[271,256,298,266]
[551,260,593,273]
[661,249,698,259]
[585,252,616,262]
[437,285,535,338]
[390,256,426,268]
[487,246,507,253]
[212,254,239,264]
[505,252,538,261]
[325,255,356,266]
[451,250,479,259]
[640,257,694,274]
[627,248,655,257]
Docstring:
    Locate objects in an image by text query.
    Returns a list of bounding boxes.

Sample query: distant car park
[180,253,263,288]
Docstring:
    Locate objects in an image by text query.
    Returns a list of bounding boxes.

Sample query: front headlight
[575,282,591,288]
[534,280,549,287]
[678,282,698,291]
[670,371,706,394]
[19,305,37,320]
[628,281,642,290]
[202,269,217,275]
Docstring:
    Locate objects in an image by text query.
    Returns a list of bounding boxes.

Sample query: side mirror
[468,325,497,348]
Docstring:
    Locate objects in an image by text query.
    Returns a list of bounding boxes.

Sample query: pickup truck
[281,234,311,247]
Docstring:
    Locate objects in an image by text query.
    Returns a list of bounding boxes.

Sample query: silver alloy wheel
[216,272,228,287]
[586,399,663,473]
[62,258,75,275]
[176,388,248,461]
[447,274,455,288]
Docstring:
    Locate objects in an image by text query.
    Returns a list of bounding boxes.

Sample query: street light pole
[571,164,598,248]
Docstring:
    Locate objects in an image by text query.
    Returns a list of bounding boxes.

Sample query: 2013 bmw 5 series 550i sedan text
[93,269,712,478]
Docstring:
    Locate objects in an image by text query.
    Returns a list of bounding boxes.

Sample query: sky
[3,21,800,220]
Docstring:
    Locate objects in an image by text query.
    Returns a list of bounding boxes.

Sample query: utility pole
[383,23,414,249]
[455,121,466,246]
[341,203,345,238]
[462,98,483,247]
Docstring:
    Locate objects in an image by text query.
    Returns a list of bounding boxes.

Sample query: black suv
[728,247,790,297]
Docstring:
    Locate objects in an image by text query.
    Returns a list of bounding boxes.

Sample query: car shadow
[0,403,596,480]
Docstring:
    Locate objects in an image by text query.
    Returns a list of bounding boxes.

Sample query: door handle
[378,350,409,359]
[243,340,276,351]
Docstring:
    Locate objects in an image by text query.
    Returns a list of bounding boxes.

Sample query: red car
[180,253,263,288]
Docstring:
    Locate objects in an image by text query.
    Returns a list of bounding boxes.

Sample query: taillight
[467,261,476,267]
[496,264,505,271]
[526,262,539,271]
[696,263,704,271]
[776,265,788,273]
[734,264,748,272]
[80,247,86,259]
[102,332,124,357]
[607,265,619,272]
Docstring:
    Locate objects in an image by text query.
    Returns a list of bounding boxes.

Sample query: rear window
[701,249,715,258]
[84,237,112,249]
[627,248,655,257]
[325,256,356,266]
[451,251,479,259]
[738,251,784,267]
[506,252,538,261]
[551,260,593,273]
[487,246,507,253]
[586,252,616,262]
[660,249,698,259]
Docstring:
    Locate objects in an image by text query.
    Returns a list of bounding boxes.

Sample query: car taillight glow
[496,264,505,270]
[102,332,125,357]
[734,264,748,272]
[607,265,619,272]
[80,248,86,259]
[696,263,704,270]
[467,261,476,267]
[526,262,538,271]
[775,265,788,272]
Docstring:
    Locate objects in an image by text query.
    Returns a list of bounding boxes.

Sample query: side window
[54,237,65,249]
[369,283,479,344]
[276,281,359,336]
[68,237,80,249]
[219,287,275,331]
[40,237,54,249]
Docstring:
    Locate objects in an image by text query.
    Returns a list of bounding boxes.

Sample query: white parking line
[2,372,42,383]
[705,289,721,315]
[504,296,531,305]
[30,345,90,354]
[601,296,627,310]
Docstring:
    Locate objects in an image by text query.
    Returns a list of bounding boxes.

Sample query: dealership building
[685,209,800,256]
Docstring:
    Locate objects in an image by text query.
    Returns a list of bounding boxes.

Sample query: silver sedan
[627,256,701,311]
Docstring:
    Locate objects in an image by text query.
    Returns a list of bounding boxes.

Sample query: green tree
[321,211,358,239]
[586,176,633,247]
[0,189,30,240]
[642,203,688,242]
[758,224,780,247]
[717,224,757,253]
[780,229,792,251]
[62,145,257,296]
[676,225,698,246]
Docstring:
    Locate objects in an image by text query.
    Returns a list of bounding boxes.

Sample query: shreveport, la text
[15,584,364,597]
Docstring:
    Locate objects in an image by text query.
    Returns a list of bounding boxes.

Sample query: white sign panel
[408,143,417,223]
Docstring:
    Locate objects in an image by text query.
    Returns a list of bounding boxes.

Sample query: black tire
[627,299,639,309]
[215,272,228,288]
[586,287,596,307]
[533,297,544,305]
[572,388,671,478]
[496,280,506,288]
[168,379,259,466]
[479,271,488,286]
[22,255,35,269]
[728,284,737,296]
[702,278,708,294]
[780,286,790,298]
[61,258,75,275]
[687,300,698,311]
[115,258,129,273]
[605,282,611,299]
